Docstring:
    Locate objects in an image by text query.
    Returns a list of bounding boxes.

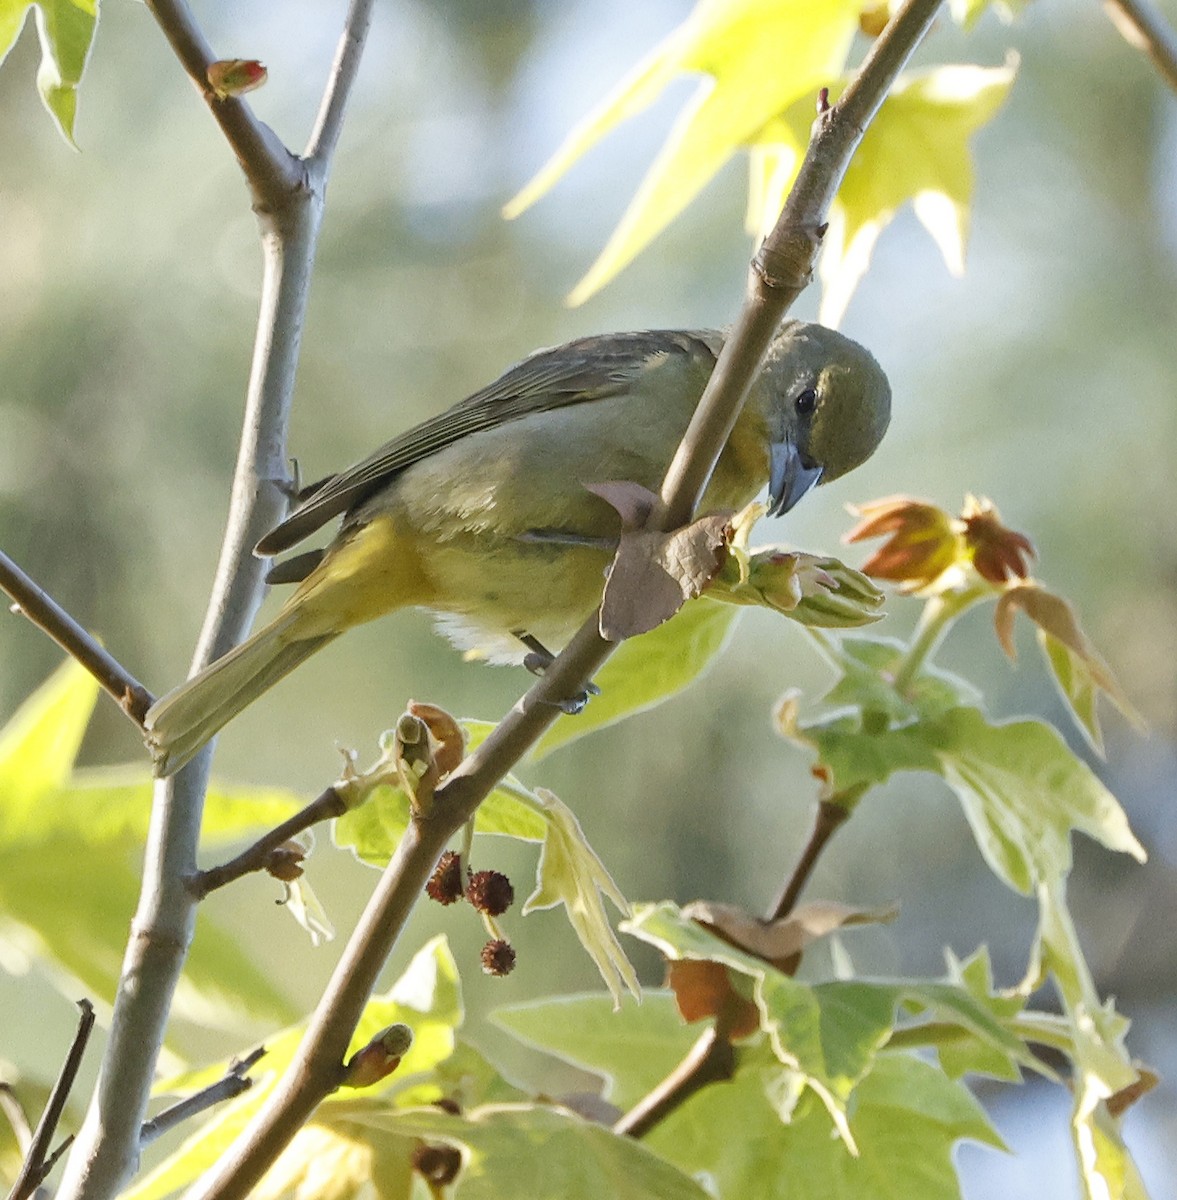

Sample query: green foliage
[532,597,739,760]
[0,0,96,143]
[0,662,302,1032]
[507,0,1013,319]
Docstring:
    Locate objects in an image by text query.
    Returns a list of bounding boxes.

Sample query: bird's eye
[795,387,818,415]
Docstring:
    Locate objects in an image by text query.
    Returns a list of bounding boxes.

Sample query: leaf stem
[891,584,988,695]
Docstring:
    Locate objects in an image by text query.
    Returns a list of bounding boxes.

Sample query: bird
[144,322,890,775]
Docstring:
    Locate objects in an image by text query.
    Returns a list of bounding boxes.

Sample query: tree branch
[54,4,377,1199]
[191,787,349,898]
[1103,0,1177,94]
[0,552,153,725]
[139,1049,266,1148]
[305,0,376,167]
[178,3,943,1196]
[7,1000,95,1200]
[141,0,301,207]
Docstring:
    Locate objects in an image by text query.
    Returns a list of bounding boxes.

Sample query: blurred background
[1,0,1175,1195]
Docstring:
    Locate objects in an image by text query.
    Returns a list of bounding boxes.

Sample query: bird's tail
[144,612,338,777]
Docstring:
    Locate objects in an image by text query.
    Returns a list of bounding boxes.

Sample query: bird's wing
[256,329,721,555]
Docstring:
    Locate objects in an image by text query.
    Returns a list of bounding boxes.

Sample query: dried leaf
[588,482,731,640]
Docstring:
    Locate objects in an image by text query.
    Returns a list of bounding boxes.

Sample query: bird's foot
[516,632,601,715]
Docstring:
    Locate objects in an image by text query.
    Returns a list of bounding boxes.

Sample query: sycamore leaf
[589,481,731,640]
[125,938,466,1200]
[532,597,739,760]
[932,708,1145,897]
[994,582,1144,755]
[1033,879,1149,1200]
[643,1049,1003,1200]
[780,694,1144,896]
[752,63,1016,326]
[492,991,700,1112]
[0,663,301,1029]
[521,786,639,1006]
[505,0,862,304]
[625,901,1031,1146]
[0,0,97,144]
[360,1103,710,1200]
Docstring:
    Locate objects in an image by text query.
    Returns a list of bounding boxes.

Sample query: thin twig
[141,0,301,206]
[305,0,376,167]
[179,3,943,1196]
[612,1025,736,1139]
[54,2,377,1198]
[0,551,154,726]
[7,1000,95,1200]
[1103,0,1177,94]
[768,799,853,921]
[191,788,349,898]
[140,1049,266,1148]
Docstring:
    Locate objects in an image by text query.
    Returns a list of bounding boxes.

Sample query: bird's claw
[518,634,600,715]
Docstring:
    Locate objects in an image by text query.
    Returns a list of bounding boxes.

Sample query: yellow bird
[145,323,890,775]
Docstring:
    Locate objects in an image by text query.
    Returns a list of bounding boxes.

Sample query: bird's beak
[767,441,823,517]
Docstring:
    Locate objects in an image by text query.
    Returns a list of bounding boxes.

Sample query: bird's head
[760,322,891,517]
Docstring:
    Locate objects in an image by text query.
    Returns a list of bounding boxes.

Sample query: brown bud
[265,842,305,882]
[466,870,514,917]
[340,1023,413,1089]
[426,851,464,906]
[480,938,516,976]
[411,1144,462,1185]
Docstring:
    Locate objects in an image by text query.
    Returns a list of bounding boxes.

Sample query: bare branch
[1104,0,1177,94]
[142,0,301,206]
[7,1001,95,1200]
[768,799,852,921]
[305,0,377,167]
[140,1050,265,1149]
[0,552,153,725]
[55,4,377,1200]
[192,787,349,898]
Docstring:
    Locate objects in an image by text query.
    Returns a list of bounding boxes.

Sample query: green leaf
[531,597,738,761]
[0,658,97,819]
[505,0,861,304]
[644,1054,1003,1200]
[492,991,699,1111]
[522,787,639,1006]
[126,937,466,1200]
[931,949,1028,1082]
[624,902,1031,1144]
[0,664,303,1028]
[752,63,1016,325]
[1033,880,1148,1200]
[932,708,1145,896]
[361,1103,710,1200]
[0,0,98,144]
[822,637,978,725]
